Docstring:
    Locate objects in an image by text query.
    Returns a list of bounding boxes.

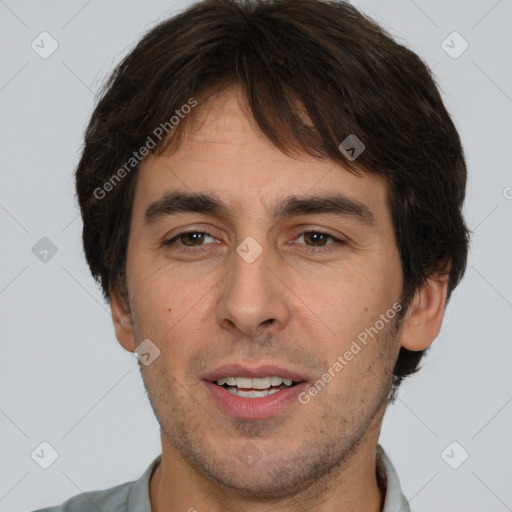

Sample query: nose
[215,239,291,340]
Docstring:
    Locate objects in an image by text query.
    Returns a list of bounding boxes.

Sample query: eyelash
[164,230,347,254]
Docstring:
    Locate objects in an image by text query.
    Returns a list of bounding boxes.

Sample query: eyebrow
[144,190,375,226]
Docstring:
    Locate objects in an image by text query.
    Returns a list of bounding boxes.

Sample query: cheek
[129,263,211,357]
[127,263,177,338]
[301,258,400,352]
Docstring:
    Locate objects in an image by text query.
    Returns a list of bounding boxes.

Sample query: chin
[192,446,323,500]
[206,466,306,500]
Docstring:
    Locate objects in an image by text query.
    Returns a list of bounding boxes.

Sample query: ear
[398,267,450,352]
[110,287,137,353]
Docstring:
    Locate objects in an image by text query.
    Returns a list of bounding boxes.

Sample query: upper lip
[201,364,309,383]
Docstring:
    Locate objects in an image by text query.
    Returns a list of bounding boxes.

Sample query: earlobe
[110,287,137,353]
[398,271,450,352]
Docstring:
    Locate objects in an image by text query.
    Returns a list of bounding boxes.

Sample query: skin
[110,85,449,511]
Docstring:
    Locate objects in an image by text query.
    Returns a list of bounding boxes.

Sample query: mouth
[201,364,309,419]
[214,375,300,398]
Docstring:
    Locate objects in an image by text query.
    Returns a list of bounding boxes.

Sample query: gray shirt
[33,444,410,511]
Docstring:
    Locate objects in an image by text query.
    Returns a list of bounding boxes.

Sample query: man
[35,0,469,510]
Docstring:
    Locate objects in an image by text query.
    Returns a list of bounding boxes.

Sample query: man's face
[120,88,405,497]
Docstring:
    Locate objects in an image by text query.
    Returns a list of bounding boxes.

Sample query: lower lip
[203,381,309,420]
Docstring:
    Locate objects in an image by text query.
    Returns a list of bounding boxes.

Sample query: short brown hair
[75,0,470,398]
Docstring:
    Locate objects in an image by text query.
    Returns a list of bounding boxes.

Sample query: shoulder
[31,480,133,512]
[30,455,161,512]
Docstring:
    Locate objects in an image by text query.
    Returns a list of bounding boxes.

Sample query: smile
[215,376,298,398]
[201,365,310,420]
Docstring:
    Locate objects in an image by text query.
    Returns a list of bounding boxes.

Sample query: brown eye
[165,231,216,247]
[180,232,207,246]
[293,231,347,254]
[302,232,331,246]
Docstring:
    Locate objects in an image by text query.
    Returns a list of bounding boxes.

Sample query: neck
[149,425,386,512]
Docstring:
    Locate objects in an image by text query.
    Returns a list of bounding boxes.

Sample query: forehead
[175,86,277,164]
[134,87,389,221]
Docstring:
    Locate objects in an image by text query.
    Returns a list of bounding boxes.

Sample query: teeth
[236,377,252,389]
[252,377,271,389]
[215,376,295,389]
[225,387,282,398]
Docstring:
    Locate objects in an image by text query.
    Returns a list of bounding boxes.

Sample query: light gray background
[1,0,511,511]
